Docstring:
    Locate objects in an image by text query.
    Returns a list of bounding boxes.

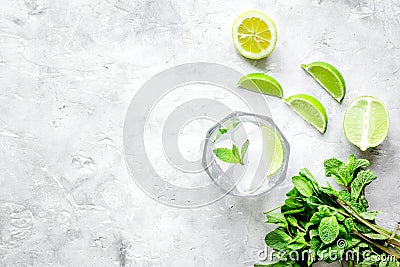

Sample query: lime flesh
[237,73,283,97]
[344,96,389,151]
[284,94,328,134]
[301,62,346,103]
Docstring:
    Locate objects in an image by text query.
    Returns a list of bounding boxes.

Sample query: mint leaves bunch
[258,155,400,267]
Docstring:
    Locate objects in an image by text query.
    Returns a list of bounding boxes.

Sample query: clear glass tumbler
[202,112,290,197]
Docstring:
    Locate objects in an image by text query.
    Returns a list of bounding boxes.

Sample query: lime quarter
[237,73,283,97]
[284,94,328,134]
[262,126,284,177]
[301,62,346,103]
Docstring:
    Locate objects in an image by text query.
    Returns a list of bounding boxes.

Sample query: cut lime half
[262,126,284,177]
[232,11,278,60]
[343,96,389,151]
[284,94,328,134]
[237,73,283,97]
[301,62,346,103]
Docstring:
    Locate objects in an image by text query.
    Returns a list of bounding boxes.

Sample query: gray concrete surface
[0,0,399,266]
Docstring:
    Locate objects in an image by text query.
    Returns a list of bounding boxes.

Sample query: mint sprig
[213,139,249,165]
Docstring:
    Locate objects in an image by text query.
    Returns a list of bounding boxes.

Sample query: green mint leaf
[324,158,344,176]
[341,165,353,186]
[351,202,367,213]
[265,228,292,250]
[355,221,372,233]
[347,155,370,174]
[309,229,319,239]
[357,241,370,248]
[310,236,321,251]
[231,144,241,163]
[212,121,240,142]
[320,183,340,197]
[339,224,350,237]
[346,154,356,169]
[284,197,303,209]
[318,216,339,244]
[344,218,355,232]
[348,237,361,249]
[387,260,400,267]
[287,241,306,250]
[282,197,305,215]
[363,233,387,240]
[286,216,298,228]
[265,212,288,228]
[309,206,333,225]
[282,197,305,214]
[286,187,301,197]
[213,148,240,164]
[241,139,249,161]
[359,255,380,266]
[361,210,379,221]
[351,170,377,201]
[339,190,351,201]
[299,168,320,191]
[292,176,313,197]
[212,128,228,142]
[324,158,352,186]
[282,207,305,215]
[306,196,323,208]
[359,195,370,210]
[219,128,228,134]
[334,212,345,222]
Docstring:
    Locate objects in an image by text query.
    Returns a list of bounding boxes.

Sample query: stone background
[0,0,399,266]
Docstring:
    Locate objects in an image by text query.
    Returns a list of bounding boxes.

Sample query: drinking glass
[202,112,290,197]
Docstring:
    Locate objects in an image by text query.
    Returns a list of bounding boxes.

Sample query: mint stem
[334,198,400,253]
[391,224,399,240]
[336,199,392,237]
[263,204,284,214]
[353,231,400,259]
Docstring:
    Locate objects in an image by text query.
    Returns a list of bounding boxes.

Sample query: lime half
[284,94,328,134]
[237,73,283,97]
[301,62,346,103]
[262,126,284,177]
[344,96,389,151]
[232,11,278,60]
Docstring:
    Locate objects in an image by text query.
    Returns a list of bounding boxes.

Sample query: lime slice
[301,62,346,103]
[284,94,328,134]
[343,96,389,151]
[237,73,283,97]
[262,126,284,177]
[232,11,278,60]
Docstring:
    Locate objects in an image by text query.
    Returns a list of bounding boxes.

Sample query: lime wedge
[284,94,328,134]
[232,11,278,60]
[237,73,283,97]
[301,62,346,103]
[343,96,389,151]
[262,126,284,177]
